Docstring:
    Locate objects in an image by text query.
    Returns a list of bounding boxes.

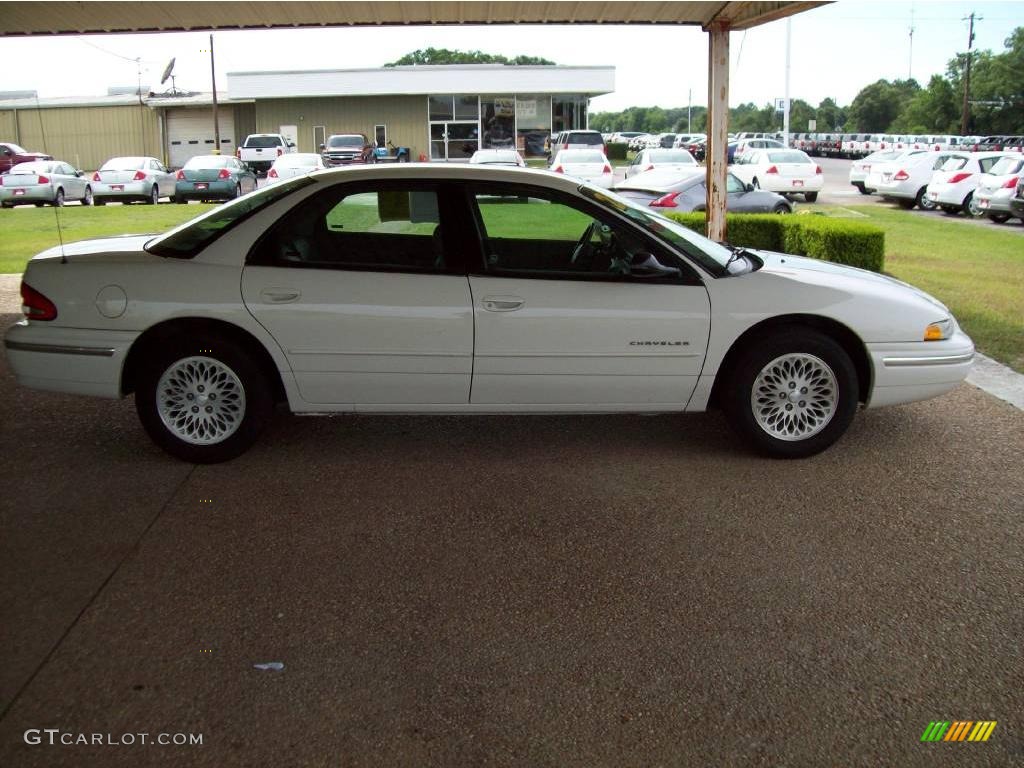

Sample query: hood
[32,234,156,264]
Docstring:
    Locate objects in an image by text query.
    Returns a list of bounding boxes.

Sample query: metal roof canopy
[1,1,828,240]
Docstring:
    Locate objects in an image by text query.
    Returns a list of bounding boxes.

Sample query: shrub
[605,142,628,161]
[665,213,885,272]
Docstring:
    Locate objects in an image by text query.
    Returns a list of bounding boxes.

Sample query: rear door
[242,181,473,408]
[464,183,711,408]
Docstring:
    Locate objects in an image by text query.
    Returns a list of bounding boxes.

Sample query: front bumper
[4,320,138,398]
[174,181,236,200]
[0,185,55,204]
[866,329,975,408]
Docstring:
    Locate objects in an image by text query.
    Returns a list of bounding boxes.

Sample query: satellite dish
[159,58,176,85]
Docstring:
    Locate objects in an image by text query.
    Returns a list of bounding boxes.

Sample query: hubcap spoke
[751,353,838,441]
[156,356,246,445]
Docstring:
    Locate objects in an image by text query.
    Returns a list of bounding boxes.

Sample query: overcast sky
[2,1,1020,111]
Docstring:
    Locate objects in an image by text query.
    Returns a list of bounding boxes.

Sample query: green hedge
[666,213,885,272]
[605,142,629,161]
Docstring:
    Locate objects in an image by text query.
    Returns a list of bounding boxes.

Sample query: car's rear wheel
[897,197,916,209]
[804,191,818,202]
[988,212,1011,224]
[915,187,935,210]
[964,192,982,217]
[53,188,64,207]
[94,198,106,206]
[147,185,159,205]
[82,186,93,206]
[232,183,241,199]
[941,205,960,215]
[722,328,858,458]
[135,336,273,463]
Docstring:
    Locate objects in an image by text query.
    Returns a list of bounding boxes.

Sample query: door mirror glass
[744,183,754,193]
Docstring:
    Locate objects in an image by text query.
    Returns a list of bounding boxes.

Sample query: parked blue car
[174,155,257,203]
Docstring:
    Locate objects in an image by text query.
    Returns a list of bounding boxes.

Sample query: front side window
[249,185,447,273]
[726,174,746,193]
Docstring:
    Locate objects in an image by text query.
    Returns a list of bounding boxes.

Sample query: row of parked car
[791,133,1024,159]
[848,147,1024,222]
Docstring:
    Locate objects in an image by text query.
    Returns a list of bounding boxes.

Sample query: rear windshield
[9,162,54,174]
[767,151,811,163]
[561,150,605,164]
[100,157,147,170]
[941,157,969,171]
[145,176,314,259]
[648,150,695,164]
[244,135,284,148]
[566,133,603,145]
[989,156,1024,175]
[327,135,365,148]
[3,143,28,154]
[184,156,231,169]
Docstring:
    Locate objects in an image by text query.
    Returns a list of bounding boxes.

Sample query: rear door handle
[260,288,301,303]
[482,296,524,312]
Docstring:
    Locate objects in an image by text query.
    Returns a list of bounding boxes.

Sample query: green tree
[891,75,958,133]
[815,98,845,131]
[384,48,554,66]
[847,79,920,132]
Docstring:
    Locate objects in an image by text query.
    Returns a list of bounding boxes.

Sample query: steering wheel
[570,220,600,266]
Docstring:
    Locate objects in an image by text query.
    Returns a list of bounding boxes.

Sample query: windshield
[767,151,811,163]
[245,135,284,148]
[10,162,54,174]
[101,157,147,171]
[580,185,732,276]
[327,136,365,148]
[5,143,28,154]
[145,176,314,259]
[989,156,1024,175]
[649,150,695,164]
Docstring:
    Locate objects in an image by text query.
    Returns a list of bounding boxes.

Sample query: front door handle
[482,296,524,312]
[260,288,301,303]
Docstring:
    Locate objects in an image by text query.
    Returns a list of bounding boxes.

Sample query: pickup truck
[237,133,295,175]
[1,142,53,175]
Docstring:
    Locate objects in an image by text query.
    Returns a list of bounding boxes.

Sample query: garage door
[166,108,235,169]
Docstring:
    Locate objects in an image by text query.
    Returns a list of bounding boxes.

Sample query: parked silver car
[92,156,175,205]
[0,160,91,207]
[615,169,793,213]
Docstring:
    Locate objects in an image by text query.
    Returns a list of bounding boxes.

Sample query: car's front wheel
[135,337,273,463]
[722,328,859,458]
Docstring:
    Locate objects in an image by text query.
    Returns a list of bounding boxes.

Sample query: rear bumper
[866,330,975,408]
[0,185,54,204]
[869,177,919,198]
[93,181,152,200]
[174,181,235,200]
[926,183,970,206]
[975,188,1014,213]
[4,320,137,398]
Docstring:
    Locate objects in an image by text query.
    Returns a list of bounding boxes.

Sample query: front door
[241,181,473,408]
[430,122,479,161]
[464,185,711,408]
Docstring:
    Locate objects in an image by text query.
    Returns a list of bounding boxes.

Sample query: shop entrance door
[429,122,479,161]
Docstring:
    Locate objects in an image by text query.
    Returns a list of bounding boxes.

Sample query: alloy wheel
[750,353,838,441]
[156,356,246,445]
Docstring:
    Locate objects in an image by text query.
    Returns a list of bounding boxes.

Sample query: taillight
[948,172,972,183]
[893,169,909,180]
[176,170,185,180]
[217,168,231,180]
[276,147,283,156]
[552,165,563,173]
[815,165,823,175]
[563,143,569,150]
[645,164,654,171]
[649,192,680,208]
[133,170,146,181]
[766,165,779,174]
[268,168,278,178]
[92,172,101,181]
[20,282,57,321]
[1003,177,1019,188]
[602,164,612,174]
[37,175,49,184]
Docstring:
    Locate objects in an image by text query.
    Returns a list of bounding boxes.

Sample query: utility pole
[960,12,981,135]
[210,33,221,153]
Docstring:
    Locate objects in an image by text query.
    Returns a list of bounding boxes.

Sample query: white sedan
[623,148,698,179]
[92,156,175,205]
[5,165,973,463]
[926,152,1010,215]
[549,149,614,188]
[730,148,824,202]
[974,154,1024,223]
[866,150,966,210]
[266,152,328,183]
[848,150,903,194]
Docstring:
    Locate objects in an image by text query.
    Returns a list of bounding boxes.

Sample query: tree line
[591,27,1023,136]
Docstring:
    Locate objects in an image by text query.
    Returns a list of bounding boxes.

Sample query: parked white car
[926,152,1011,216]
[469,149,526,167]
[974,155,1024,223]
[266,153,328,183]
[866,150,963,210]
[0,160,94,208]
[92,156,175,205]
[550,149,614,188]
[731,148,824,201]
[623,148,698,179]
[5,166,974,464]
[848,150,903,194]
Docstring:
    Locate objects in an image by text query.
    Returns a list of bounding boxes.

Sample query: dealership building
[0,64,613,170]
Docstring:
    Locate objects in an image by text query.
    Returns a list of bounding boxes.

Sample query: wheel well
[708,315,871,408]
[121,317,286,402]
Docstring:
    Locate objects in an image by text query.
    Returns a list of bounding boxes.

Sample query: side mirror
[630,251,681,279]
[319,144,326,151]
[744,183,754,193]
[288,142,296,148]
[76,170,84,177]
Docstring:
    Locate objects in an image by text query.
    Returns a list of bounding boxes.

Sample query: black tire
[82,186,93,206]
[804,191,818,203]
[988,212,1011,224]
[772,203,791,214]
[941,205,960,215]
[915,187,935,210]
[1,202,13,209]
[94,198,106,206]
[53,188,65,207]
[135,334,273,463]
[857,185,872,195]
[174,196,186,204]
[722,328,859,459]
[232,183,241,199]
[146,185,159,205]
[964,192,982,218]
[896,197,916,210]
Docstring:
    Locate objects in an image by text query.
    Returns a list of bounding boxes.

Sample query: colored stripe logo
[921,721,997,742]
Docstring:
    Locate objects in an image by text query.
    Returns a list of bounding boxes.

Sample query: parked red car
[1,143,53,175]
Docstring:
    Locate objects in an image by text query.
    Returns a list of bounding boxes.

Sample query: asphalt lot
[1,272,1022,764]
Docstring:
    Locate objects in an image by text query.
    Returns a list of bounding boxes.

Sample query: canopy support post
[705,21,730,243]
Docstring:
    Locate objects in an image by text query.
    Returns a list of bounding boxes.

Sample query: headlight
[924,318,954,341]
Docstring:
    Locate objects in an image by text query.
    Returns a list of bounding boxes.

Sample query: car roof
[305,162,583,192]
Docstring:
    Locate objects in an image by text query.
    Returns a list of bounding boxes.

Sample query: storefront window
[455,95,479,121]
[481,96,516,149]
[515,94,551,158]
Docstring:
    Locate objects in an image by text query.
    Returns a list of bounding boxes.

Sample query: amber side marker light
[924,319,953,341]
